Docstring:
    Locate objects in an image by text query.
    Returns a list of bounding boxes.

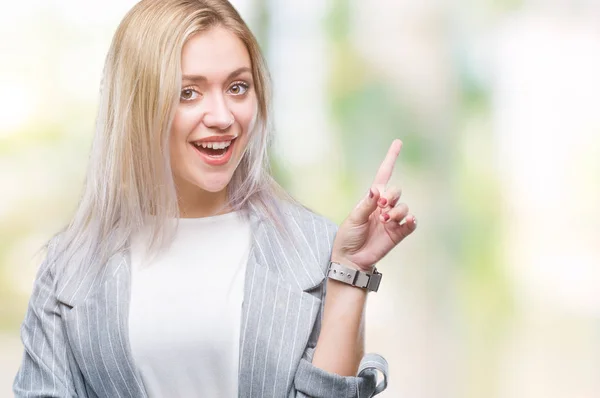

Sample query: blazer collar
[56,204,325,306]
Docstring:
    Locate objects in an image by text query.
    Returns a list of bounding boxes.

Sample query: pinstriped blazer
[14,202,389,397]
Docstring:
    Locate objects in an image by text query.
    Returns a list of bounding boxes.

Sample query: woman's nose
[202,93,234,130]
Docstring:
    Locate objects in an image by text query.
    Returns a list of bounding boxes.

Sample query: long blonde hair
[50,0,296,274]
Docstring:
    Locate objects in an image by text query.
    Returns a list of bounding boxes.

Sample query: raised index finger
[373,139,402,190]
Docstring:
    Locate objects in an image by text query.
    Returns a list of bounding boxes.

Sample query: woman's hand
[331,139,417,272]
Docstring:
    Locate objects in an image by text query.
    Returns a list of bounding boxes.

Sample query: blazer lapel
[59,250,147,398]
[238,209,326,397]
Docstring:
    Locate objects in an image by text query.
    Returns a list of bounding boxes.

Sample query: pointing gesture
[331,139,417,273]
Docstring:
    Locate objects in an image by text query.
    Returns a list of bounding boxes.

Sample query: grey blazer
[14,203,389,397]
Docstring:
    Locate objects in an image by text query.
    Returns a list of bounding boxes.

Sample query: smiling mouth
[190,137,237,166]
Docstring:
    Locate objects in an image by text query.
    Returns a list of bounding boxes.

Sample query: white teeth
[194,140,232,149]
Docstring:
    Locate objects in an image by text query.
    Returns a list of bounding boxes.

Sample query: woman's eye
[180,88,199,101]
[228,82,249,96]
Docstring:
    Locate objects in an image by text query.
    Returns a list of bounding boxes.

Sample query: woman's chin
[202,185,228,193]
[196,177,232,193]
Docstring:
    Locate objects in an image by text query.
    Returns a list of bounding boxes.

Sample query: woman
[13,0,416,397]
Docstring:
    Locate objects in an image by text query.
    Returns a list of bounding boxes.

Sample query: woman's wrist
[330,254,375,273]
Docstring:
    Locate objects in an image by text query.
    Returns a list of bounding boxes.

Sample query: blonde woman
[13,0,416,397]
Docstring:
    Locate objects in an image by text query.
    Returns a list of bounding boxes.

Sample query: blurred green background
[1,0,600,397]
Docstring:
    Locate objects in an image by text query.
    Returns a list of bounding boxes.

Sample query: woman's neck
[176,182,231,219]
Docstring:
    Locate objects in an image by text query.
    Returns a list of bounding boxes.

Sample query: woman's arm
[312,140,417,380]
[293,272,387,398]
[311,278,367,376]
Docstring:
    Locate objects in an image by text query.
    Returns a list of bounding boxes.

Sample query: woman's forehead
[181,26,251,82]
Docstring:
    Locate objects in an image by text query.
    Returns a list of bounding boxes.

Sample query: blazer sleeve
[13,242,76,397]
[294,347,388,397]
[293,216,389,397]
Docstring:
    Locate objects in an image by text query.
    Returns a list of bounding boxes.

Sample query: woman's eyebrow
[182,66,251,82]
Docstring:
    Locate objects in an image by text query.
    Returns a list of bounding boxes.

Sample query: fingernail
[413,217,417,226]
[369,189,374,199]
[383,213,390,222]
[378,198,387,206]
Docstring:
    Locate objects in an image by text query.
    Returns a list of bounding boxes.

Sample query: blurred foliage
[326,0,424,184]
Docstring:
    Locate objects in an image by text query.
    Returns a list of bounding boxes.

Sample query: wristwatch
[327,262,382,292]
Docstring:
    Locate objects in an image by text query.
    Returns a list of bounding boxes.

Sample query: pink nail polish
[383,213,390,222]
[369,189,374,199]
[379,198,387,206]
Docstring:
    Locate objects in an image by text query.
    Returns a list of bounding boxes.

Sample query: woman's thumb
[351,187,380,224]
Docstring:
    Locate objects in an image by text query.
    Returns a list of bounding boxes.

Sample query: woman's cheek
[237,100,258,132]
[170,109,186,139]
[175,108,196,133]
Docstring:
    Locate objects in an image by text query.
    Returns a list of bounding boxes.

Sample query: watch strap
[327,262,382,292]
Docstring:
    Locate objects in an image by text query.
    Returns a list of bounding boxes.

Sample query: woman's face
[170,26,257,198]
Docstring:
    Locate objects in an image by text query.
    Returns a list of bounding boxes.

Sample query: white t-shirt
[128,211,251,398]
